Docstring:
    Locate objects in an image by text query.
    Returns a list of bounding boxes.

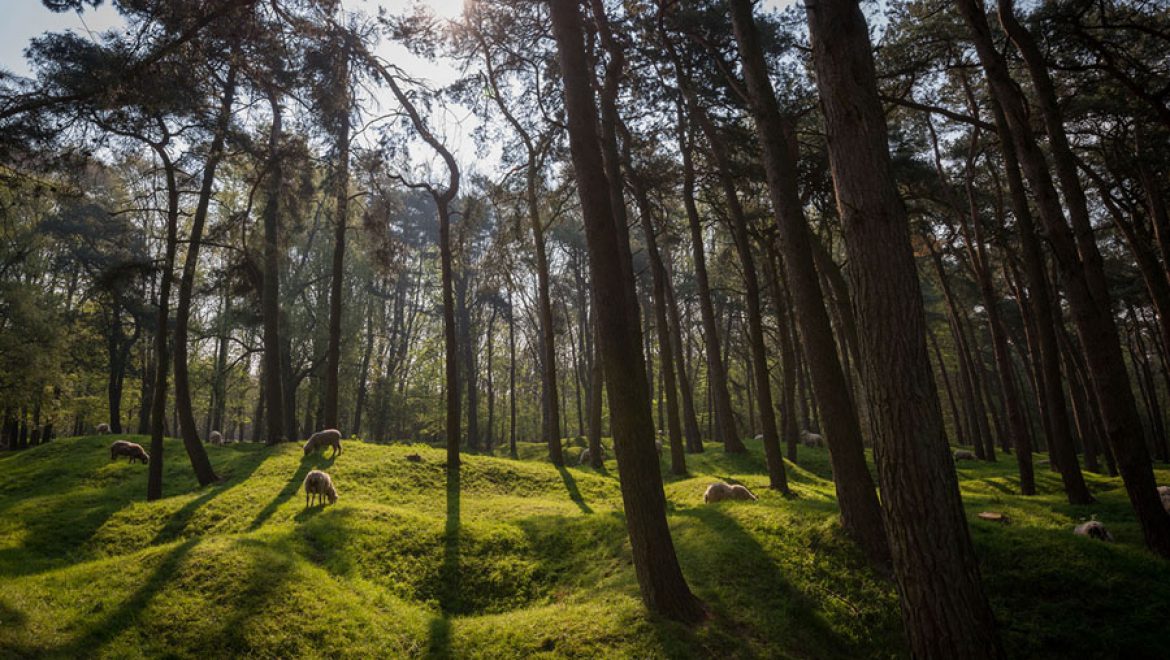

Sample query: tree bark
[324,42,351,432]
[548,0,704,623]
[261,90,286,445]
[962,0,1170,551]
[806,0,1004,654]
[730,0,895,544]
[674,102,741,451]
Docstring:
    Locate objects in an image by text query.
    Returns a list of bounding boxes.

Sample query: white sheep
[800,430,825,448]
[655,439,663,456]
[208,430,224,446]
[703,481,758,503]
[109,440,149,464]
[953,449,977,462]
[579,446,606,465]
[97,423,110,435]
[303,429,342,458]
[1073,519,1114,542]
[1157,486,1170,514]
[304,469,338,507]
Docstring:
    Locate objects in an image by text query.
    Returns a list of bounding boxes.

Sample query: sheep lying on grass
[1158,486,1170,514]
[110,440,149,464]
[579,446,606,465]
[303,429,342,458]
[704,482,758,503]
[953,449,977,461]
[97,423,110,435]
[800,430,824,448]
[208,430,223,446]
[1074,519,1114,542]
[304,469,338,507]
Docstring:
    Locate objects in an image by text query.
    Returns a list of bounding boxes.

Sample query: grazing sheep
[110,440,149,464]
[97,423,110,435]
[800,430,824,448]
[704,481,758,503]
[579,446,606,465]
[754,434,764,441]
[303,429,342,458]
[208,430,223,446]
[1074,519,1114,542]
[1158,486,1170,514]
[953,449,977,462]
[303,469,338,507]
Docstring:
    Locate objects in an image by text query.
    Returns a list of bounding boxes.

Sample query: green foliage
[1,436,1168,658]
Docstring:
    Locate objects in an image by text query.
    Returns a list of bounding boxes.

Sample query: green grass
[0,435,1168,658]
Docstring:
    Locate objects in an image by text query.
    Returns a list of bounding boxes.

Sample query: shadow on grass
[440,465,461,613]
[247,455,329,531]
[13,539,199,658]
[151,448,270,545]
[425,465,461,658]
[0,597,26,630]
[556,466,593,514]
[670,506,882,658]
[427,613,452,659]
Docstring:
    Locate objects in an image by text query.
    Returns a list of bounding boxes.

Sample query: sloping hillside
[1,436,1168,658]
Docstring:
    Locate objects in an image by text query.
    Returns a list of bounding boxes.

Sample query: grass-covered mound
[1,435,1168,658]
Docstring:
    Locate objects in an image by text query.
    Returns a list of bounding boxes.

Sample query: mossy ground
[1,435,1168,658]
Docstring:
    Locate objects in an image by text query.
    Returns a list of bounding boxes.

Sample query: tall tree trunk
[261,90,286,445]
[806,0,1004,654]
[105,299,126,433]
[548,0,703,622]
[681,99,785,485]
[353,295,375,437]
[955,138,1033,487]
[172,63,237,482]
[987,92,1092,500]
[210,288,230,435]
[675,103,740,451]
[763,245,800,462]
[663,249,704,453]
[963,0,1170,553]
[174,59,238,454]
[324,43,351,432]
[147,143,181,501]
[630,174,687,476]
[729,0,893,548]
[457,269,480,452]
[509,289,518,459]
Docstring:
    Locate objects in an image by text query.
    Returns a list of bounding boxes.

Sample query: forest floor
[1,435,1168,659]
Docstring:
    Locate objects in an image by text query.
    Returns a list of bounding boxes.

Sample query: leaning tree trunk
[728,0,887,560]
[172,61,237,482]
[686,101,786,486]
[805,0,1005,655]
[147,145,181,501]
[675,103,741,452]
[962,0,1170,554]
[549,0,704,623]
[988,96,1092,502]
[630,174,687,476]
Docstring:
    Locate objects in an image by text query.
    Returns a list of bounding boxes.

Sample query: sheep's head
[303,441,314,456]
[141,452,150,464]
[327,487,338,505]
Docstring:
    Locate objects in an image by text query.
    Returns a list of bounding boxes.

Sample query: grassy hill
[1,435,1168,659]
